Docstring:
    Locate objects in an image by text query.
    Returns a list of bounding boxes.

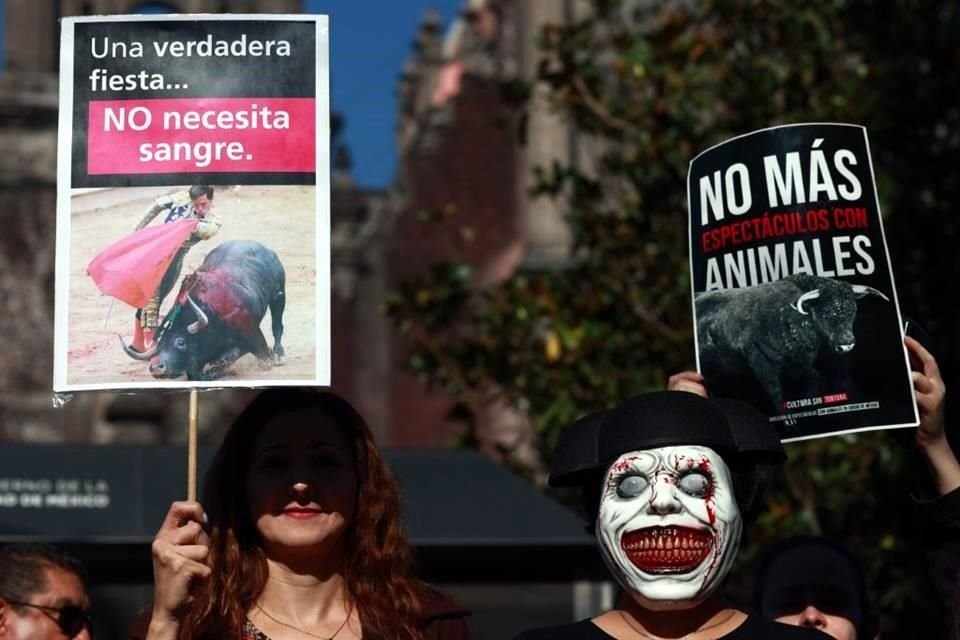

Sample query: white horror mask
[596,445,742,609]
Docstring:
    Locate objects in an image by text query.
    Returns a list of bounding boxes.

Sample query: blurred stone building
[0,0,587,456]
[348,0,592,463]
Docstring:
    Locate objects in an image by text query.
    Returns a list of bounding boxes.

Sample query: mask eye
[678,471,711,497]
[616,474,648,498]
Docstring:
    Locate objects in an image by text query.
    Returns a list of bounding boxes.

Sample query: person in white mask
[514,391,828,640]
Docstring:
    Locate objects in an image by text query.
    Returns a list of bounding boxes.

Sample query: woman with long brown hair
[130,388,470,640]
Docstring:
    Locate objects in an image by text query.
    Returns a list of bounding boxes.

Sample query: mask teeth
[622,530,711,551]
[626,548,708,563]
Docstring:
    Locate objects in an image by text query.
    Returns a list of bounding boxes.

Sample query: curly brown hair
[180,388,425,640]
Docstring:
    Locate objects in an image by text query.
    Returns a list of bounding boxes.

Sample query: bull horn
[186,294,209,334]
[119,335,159,361]
[851,284,890,302]
[791,289,821,315]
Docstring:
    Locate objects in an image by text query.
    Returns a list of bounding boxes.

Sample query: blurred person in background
[754,537,865,640]
[0,543,93,640]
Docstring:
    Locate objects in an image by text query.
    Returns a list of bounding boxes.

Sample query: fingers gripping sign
[667,371,710,398]
[904,335,960,496]
[149,501,211,635]
[904,336,946,442]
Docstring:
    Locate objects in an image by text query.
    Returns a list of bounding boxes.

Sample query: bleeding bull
[122,240,286,380]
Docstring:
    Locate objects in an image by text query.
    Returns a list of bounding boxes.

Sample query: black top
[513,615,829,639]
[915,484,960,637]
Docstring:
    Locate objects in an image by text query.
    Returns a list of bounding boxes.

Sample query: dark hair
[0,543,88,605]
[188,185,214,201]
[181,388,425,640]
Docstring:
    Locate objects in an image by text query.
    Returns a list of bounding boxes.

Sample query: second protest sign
[688,123,917,441]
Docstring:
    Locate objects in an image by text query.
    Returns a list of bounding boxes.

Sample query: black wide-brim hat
[548,391,785,488]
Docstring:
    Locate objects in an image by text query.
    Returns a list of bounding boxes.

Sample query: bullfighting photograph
[59,185,322,390]
[52,14,330,390]
[687,123,918,441]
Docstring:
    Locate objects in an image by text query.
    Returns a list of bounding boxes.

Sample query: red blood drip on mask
[705,497,717,525]
[698,455,712,472]
[699,456,716,504]
[611,455,640,474]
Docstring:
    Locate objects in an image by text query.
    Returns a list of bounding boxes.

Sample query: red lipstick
[282,507,322,519]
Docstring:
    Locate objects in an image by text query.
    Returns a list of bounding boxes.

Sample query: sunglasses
[4,599,94,636]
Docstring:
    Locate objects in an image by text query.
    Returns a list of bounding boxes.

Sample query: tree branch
[571,74,640,135]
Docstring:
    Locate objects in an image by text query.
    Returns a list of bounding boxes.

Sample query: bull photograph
[688,124,918,440]
[694,273,912,437]
[60,184,320,389]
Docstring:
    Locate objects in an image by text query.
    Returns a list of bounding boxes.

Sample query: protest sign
[53,15,330,391]
[688,123,917,441]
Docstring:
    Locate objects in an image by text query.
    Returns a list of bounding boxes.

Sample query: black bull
[695,274,889,414]
[122,240,286,381]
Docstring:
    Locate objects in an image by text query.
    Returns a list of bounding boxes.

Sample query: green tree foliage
[388,0,959,631]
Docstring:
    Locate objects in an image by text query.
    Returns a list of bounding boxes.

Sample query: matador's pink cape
[87,217,198,308]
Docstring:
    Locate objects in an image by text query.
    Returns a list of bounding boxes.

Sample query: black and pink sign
[54,15,331,392]
[68,18,319,186]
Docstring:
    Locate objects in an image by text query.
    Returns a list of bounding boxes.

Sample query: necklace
[254,602,354,640]
[618,609,738,640]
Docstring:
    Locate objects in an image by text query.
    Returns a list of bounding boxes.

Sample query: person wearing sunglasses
[0,543,93,639]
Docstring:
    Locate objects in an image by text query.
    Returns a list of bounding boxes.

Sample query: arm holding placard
[144,501,211,640]
[669,337,960,634]
[903,333,960,630]
[906,335,960,495]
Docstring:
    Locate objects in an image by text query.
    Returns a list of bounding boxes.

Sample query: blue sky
[0,1,459,187]
[304,0,463,188]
